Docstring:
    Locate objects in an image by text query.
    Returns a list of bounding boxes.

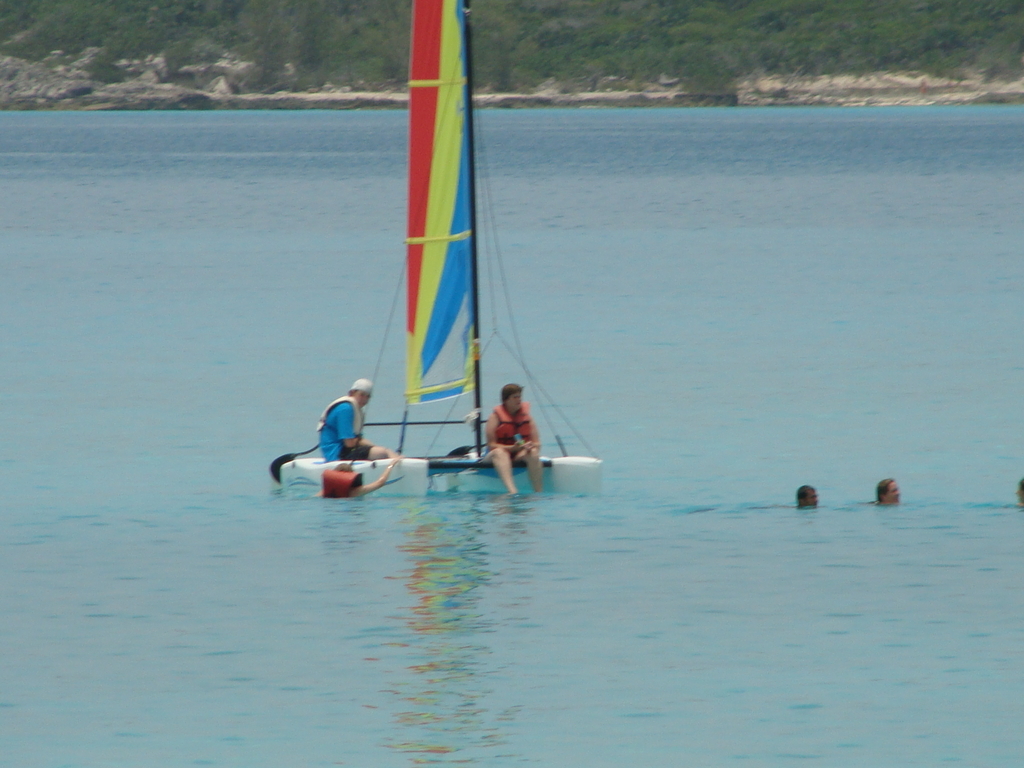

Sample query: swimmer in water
[876,478,900,506]
[319,458,401,498]
[796,485,818,508]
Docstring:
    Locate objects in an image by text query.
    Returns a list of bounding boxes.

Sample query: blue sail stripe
[420,115,473,380]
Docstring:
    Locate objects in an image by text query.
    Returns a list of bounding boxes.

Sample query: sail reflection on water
[383,501,521,762]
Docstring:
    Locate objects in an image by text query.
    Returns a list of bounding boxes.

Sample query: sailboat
[273,0,601,496]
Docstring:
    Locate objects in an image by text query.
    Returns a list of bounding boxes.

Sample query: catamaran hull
[276,456,601,496]
[428,456,602,495]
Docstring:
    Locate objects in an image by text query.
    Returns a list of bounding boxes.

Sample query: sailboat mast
[463,0,484,455]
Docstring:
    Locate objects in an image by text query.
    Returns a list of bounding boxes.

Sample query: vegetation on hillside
[2,0,1023,91]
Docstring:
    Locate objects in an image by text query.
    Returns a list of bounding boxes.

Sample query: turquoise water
[2,107,1024,766]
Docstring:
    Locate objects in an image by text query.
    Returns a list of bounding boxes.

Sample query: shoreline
[3,54,1024,110]
[736,72,1024,107]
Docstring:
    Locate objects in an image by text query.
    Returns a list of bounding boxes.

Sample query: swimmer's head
[877,478,899,505]
[796,485,818,508]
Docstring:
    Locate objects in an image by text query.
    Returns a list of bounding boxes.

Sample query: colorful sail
[405,0,476,404]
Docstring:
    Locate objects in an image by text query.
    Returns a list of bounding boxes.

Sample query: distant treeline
[2,0,1023,91]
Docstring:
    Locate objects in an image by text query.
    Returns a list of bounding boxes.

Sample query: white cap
[350,378,373,394]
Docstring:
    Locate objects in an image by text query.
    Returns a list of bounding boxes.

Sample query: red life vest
[322,469,362,498]
[493,402,534,446]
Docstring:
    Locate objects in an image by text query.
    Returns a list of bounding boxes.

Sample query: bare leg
[356,437,399,460]
[524,446,543,492]
[488,447,519,494]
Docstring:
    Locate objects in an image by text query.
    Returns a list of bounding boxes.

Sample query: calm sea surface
[2,107,1024,766]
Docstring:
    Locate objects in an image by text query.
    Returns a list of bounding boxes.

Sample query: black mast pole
[463,0,484,455]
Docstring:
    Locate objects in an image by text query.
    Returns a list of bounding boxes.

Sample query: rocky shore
[737,72,1024,106]
[2,52,1023,109]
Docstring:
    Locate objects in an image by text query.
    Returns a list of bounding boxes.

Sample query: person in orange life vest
[484,383,543,494]
[318,378,399,462]
[319,458,401,498]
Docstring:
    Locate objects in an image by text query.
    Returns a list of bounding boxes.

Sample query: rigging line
[473,105,598,459]
[475,109,539,381]
[472,112,501,332]
[472,116,532,379]
[474,145,596,457]
[494,332,599,458]
[476,118,554,425]
[484,167,530,377]
[479,328,498,357]
[425,393,463,456]
[373,259,407,386]
[492,332,561,449]
[474,142,596,457]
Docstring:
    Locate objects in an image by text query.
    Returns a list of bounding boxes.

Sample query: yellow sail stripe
[409,77,467,88]
[408,379,470,399]
[405,229,471,246]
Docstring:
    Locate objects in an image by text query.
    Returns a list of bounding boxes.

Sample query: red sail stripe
[406,0,444,333]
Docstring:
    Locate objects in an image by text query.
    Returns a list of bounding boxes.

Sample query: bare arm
[526,419,540,452]
[485,411,502,451]
[352,458,399,496]
[340,403,361,448]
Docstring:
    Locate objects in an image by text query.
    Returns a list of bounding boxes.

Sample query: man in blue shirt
[318,378,399,462]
